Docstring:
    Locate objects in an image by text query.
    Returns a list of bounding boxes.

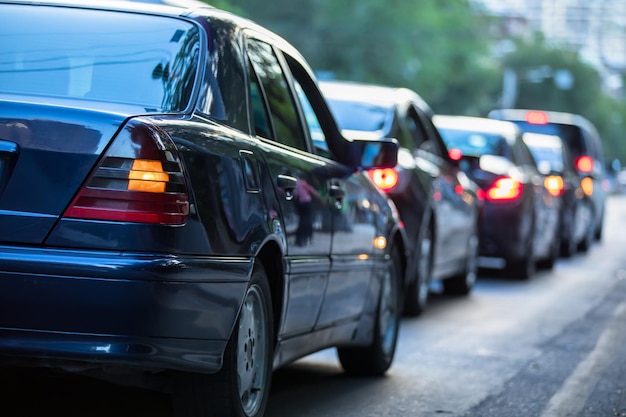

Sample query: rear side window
[0,5,200,112]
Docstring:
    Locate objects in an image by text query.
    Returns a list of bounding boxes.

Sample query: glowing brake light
[64,122,189,225]
[485,177,522,201]
[448,148,463,161]
[544,175,564,197]
[367,168,399,192]
[575,155,594,173]
[526,110,549,125]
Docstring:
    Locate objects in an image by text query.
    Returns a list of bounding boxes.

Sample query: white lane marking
[539,301,626,417]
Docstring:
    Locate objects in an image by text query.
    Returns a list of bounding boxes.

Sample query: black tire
[337,246,402,376]
[171,263,274,417]
[538,232,559,270]
[594,211,604,241]
[443,231,478,295]
[507,231,535,280]
[578,222,594,252]
[560,209,576,258]
[560,234,576,258]
[403,221,433,316]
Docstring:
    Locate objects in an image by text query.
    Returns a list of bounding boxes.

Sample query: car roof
[319,80,433,115]
[2,0,202,14]
[433,115,520,137]
[488,108,593,129]
[2,0,309,67]
[522,132,563,149]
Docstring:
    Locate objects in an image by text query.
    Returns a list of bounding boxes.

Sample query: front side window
[293,80,329,158]
[0,5,201,112]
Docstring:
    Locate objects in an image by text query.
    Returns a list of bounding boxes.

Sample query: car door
[278,55,383,329]
[513,134,558,260]
[409,105,474,271]
[245,36,332,338]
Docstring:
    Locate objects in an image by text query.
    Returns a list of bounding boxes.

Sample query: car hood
[0,99,128,244]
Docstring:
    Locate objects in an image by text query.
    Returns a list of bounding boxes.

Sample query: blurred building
[475,0,626,95]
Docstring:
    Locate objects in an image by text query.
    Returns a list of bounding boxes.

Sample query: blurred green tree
[226,0,501,115]
[502,35,626,165]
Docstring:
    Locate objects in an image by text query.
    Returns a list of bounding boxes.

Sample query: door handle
[329,182,345,210]
[329,183,345,199]
[277,174,298,201]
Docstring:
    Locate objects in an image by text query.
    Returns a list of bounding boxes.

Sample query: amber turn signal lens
[581,177,593,196]
[544,175,564,197]
[128,160,169,193]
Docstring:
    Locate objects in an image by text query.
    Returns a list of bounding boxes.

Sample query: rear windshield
[525,144,565,172]
[326,99,392,132]
[510,122,584,160]
[438,128,514,161]
[0,4,200,112]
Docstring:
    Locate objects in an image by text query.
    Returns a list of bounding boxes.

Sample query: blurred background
[208,0,626,188]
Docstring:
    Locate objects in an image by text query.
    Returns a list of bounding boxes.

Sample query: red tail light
[575,155,594,173]
[367,168,399,192]
[448,148,463,161]
[64,121,189,224]
[526,110,549,125]
[485,177,522,201]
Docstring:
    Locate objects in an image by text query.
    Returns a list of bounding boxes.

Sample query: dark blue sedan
[434,116,561,279]
[0,2,407,416]
[320,80,481,316]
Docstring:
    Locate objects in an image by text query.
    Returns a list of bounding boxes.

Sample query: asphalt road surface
[4,195,626,417]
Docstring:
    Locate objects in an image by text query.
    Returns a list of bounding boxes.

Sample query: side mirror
[353,137,399,170]
[336,130,398,169]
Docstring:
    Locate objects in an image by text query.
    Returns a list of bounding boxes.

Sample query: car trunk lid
[0,99,127,244]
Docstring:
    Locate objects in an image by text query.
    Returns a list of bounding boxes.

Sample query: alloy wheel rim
[418,232,432,304]
[379,264,399,357]
[466,234,478,287]
[237,284,268,416]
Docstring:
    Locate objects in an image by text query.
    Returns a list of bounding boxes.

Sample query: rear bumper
[0,245,252,373]
[478,201,530,261]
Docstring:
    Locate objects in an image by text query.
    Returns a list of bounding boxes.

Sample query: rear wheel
[594,210,604,241]
[538,231,559,270]
[507,230,535,280]
[337,246,401,376]
[171,263,273,417]
[560,234,576,258]
[560,208,577,258]
[443,231,478,295]
[403,222,433,316]
[578,221,594,252]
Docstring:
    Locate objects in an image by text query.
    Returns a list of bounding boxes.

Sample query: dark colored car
[434,115,561,279]
[320,80,480,315]
[0,2,408,417]
[488,109,608,249]
[521,132,590,256]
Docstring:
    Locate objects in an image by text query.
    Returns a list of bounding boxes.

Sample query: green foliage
[219,0,625,163]
[502,35,626,163]
[227,0,501,115]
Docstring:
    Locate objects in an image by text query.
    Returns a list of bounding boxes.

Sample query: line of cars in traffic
[321,80,608,282]
[0,2,608,417]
